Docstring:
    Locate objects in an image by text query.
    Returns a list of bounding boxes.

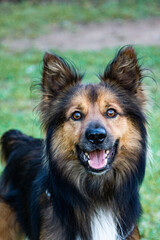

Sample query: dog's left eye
[71,111,83,121]
[106,108,117,118]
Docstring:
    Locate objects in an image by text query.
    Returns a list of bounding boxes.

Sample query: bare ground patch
[2,18,160,51]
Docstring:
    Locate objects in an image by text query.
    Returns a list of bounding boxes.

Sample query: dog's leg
[127,225,140,240]
[0,200,24,240]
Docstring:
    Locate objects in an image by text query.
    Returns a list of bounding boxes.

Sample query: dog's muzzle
[76,122,118,174]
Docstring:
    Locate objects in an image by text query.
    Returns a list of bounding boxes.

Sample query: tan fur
[0,199,24,240]
[127,225,140,240]
[50,85,142,186]
[0,48,146,239]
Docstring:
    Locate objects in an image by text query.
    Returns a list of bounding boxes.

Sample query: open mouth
[77,141,118,174]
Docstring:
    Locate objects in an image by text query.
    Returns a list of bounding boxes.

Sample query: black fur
[0,130,45,239]
[0,47,147,240]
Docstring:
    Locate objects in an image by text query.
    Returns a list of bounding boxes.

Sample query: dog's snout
[86,127,107,144]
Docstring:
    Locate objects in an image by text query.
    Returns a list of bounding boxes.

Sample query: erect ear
[101,46,142,93]
[42,52,82,98]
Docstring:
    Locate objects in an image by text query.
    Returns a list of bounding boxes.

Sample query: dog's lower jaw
[76,140,118,175]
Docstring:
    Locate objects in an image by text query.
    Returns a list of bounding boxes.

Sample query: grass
[0,46,160,239]
[0,0,160,39]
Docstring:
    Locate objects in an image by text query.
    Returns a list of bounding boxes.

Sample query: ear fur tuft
[100,46,142,93]
[42,52,83,97]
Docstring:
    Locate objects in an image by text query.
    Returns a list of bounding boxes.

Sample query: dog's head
[39,47,147,188]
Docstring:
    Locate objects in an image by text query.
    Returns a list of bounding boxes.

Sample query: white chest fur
[91,209,118,240]
[76,210,119,240]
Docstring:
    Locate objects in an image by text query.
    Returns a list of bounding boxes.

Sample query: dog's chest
[91,210,118,240]
[77,210,118,240]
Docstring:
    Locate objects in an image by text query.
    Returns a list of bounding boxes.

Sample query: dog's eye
[106,108,117,118]
[71,111,83,121]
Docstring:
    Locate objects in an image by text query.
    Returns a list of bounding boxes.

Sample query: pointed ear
[42,52,82,97]
[101,46,142,93]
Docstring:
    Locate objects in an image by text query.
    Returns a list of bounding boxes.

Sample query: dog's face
[57,85,124,175]
[40,47,147,188]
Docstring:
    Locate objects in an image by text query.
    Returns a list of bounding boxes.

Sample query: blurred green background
[0,1,160,239]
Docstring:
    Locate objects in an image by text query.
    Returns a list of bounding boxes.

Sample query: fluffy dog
[0,46,147,240]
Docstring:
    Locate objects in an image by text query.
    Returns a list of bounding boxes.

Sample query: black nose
[86,127,107,144]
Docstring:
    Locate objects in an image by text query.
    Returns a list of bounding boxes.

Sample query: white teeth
[105,150,110,159]
[85,152,90,160]
[88,160,91,165]
[105,150,110,155]
[105,158,108,165]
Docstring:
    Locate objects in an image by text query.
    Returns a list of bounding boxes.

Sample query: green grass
[0,46,160,239]
[0,0,160,39]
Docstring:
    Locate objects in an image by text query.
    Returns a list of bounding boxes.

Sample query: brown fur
[0,47,147,239]
[0,199,23,240]
[127,226,140,240]
[49,83,142,192]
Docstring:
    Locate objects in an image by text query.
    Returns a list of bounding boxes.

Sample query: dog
[0,46,147,240]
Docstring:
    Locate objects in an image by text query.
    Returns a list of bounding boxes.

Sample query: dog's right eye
[71,111,83,121]
[106,108,117,118]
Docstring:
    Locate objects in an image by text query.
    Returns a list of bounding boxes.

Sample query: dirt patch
[2,18,160,51]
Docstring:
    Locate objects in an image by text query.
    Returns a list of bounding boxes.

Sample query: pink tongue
[89,150,106,169]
